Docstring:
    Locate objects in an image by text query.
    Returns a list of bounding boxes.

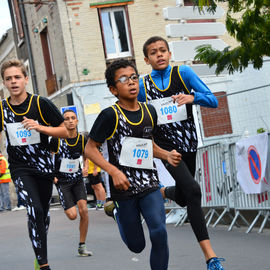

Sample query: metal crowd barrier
[113,138,270,233]
[195,143,235,227]
[170,143,231,228]
[227,142,270,233]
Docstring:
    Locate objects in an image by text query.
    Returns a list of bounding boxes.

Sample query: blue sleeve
[138,78,147,102]
[179,65,218,108]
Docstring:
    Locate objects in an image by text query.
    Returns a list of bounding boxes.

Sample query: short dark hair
[143,36,170,57]
[105,59,138,88]
[63,109,77,117]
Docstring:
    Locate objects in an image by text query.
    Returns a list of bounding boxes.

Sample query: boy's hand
[54,177,58,184]
[111,169,130,191]
[82,167,88,177]
[172,94,194,106]
[22,116,43,132]
[167,150,181,167]
[93,169,98,176]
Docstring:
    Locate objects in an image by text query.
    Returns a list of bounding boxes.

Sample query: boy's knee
[150,226,167,246]
[186,182,201,201]
[32,205,44,217]
[127,240,145,253]
[79,207,89,219]
[67,212,77,220]
[65,208,77,220]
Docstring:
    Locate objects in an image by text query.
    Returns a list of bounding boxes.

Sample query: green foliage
[192,0,270,74]
[257,127,266,133]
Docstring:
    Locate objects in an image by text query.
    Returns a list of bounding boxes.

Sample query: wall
[22,0,239,96]
[0,28,17,98]
[56,0,237,82]
[25,2,70,96]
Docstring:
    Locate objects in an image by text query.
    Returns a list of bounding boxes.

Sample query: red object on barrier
[257,192,268,204]
[203,151,211,202]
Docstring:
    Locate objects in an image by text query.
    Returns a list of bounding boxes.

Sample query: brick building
[6,0,269,144]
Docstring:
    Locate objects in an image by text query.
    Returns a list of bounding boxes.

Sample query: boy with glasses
[84,59,181,270]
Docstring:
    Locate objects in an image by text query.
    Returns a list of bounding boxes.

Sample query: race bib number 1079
[119,137,153,169]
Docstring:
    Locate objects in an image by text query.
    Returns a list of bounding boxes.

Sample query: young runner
[0,59,68,270]
[138,36,225,270]
[84,59,181,270]
[50,109,92,257]
[86,159,106,209]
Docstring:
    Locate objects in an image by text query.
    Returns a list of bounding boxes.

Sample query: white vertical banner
[235,133,270,194]
[154,158,175,187]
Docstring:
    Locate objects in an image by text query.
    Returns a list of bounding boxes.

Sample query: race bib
[59,158,80,173]
[149,97,187,125]
[6,122,41,146]
[119,137,153,169]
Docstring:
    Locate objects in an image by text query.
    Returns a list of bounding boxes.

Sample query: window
[184,0,193,5]
[99,6,133,59]
[40,27,57,95]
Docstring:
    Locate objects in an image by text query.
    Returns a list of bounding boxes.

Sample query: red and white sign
[235,133,270,194]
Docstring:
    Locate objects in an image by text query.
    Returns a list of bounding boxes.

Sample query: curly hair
[105,59,138,88]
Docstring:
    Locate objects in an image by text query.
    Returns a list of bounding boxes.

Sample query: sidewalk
[0,205,269,270]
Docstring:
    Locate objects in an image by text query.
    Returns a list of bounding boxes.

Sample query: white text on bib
[59,158,80,173]
[6,122,41,146]
[149,97,187,125]
[119,137,153,169]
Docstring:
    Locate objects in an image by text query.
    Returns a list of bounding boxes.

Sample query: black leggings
[13,173,53,265]
[162,152,209,242]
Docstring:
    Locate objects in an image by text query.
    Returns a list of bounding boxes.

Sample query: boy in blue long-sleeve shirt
[138,36,225,270]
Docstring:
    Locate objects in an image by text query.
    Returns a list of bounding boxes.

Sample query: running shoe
[207,257,225,270]
[78,244,93,257]
[103,201,115,217]
[96,203,104,210]
[34,258,40,270]
[87,202,96,209]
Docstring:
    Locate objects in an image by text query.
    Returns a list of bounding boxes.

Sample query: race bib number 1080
[149,97,187,125]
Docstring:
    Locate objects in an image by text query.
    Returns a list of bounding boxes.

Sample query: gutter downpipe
[18,0,39,94]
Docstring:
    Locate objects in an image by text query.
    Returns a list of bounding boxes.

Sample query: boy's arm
[92,162,98,176]
[82,157,89,177]
[138,78,147,102]
[176,65,218,108]
[84,139,130,191]
[21,117,68,138]
[153,141,181,167]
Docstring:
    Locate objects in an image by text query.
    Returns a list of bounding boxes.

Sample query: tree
[192,0,270,75]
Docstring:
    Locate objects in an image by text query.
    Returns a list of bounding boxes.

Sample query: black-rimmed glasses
[115,74,139,84]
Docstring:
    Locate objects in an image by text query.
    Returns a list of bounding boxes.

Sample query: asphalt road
[0,206,269,270]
